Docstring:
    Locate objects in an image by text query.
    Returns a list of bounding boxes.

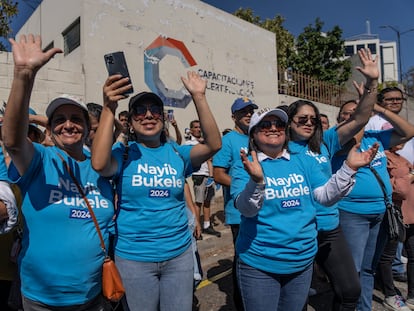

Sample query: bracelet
[364,85,377,94]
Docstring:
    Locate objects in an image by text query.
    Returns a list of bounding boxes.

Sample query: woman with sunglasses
[284,48,380,311]
[92,71,221,311]
[231,106,378,311]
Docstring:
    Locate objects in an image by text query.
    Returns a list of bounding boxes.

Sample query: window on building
[62,17,80,55]
[43,41,54,53]
[345,45,354,56]
[356,44,365,52]
[367,43,377,54]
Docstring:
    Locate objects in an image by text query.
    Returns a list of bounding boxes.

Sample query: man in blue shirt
[213,97,258,311]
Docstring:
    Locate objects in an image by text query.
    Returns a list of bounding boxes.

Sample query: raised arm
[336,48,379,145]
[2,34,62,175]
[373,103,414,147]
[91,74,131,177]
[181,72,221,168]
[170,118,183,145]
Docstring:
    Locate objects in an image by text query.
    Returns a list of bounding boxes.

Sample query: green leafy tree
[0,0,18,51]
[404,67,414,98]
[234,8,295,69]
[290,18,351,85]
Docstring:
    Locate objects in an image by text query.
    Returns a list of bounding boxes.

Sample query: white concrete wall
[10,0,278,134]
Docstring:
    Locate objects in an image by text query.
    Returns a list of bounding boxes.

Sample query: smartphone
[104,51,134,95]
[167,109,174,122]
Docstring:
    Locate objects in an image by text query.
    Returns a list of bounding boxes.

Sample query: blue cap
[231,97,258,114]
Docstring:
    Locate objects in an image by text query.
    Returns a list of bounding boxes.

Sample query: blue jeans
[339,210,384,311]
[237,259,312,311]
[22,294,106,311]
[392,242,406,274]
[116,246,193,311]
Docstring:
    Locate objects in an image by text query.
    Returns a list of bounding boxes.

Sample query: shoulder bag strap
[369,165,389,204]
[56,153,107,256]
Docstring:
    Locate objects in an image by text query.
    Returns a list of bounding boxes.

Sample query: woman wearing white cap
[2,34,115,310]
[231,107,378,311]
[92,72,221,311]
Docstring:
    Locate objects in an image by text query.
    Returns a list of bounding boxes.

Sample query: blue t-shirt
[232,152,327,274]
[331,130,392,214]
[288,127,342,231]
[0,146,9,181]
[112,141,193,262]
[212,130,248,225]
[8,144,115,306]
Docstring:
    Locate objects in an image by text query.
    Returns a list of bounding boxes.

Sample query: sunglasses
[256,119,286,131]
[293,116,319,126]
[132,104,163,120]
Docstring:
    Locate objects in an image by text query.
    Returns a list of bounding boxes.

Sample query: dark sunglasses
[132,104,163,120]
[293,116,319,126]
[257,119,286,131]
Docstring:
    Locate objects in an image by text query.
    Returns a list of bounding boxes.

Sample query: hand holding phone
[167,109,174,122]
[104,51,134,95]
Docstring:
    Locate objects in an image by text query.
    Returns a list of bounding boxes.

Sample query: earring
[129,127,134,134]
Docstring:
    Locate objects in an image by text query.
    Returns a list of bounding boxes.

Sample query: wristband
[364,85,377,94]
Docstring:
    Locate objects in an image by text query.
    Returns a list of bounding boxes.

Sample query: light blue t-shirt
[288,127,342,231]
[8,144,115,306]
[212,130,248,225]
[0,146,9,181]
[232,152,327,274]
[112,141,193,262]
[331,129,392,214]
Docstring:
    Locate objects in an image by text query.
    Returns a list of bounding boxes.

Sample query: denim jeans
[392,242,406,274]
[116,246,193,311]
[237,258,312,311]
[315,226,361,310]
[22,294,107,311]
[339,210,384,311]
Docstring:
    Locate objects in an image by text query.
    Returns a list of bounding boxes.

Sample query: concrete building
[0,0,279,135]
[344,22,398,83]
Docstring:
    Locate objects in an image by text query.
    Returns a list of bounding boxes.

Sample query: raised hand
[352,80,364,97]
[355,48,379,81]
[346,142,379,170]
[181,71,207,97]
[102,74,131,111]
[9,34,62,75]
[240,149,264,184]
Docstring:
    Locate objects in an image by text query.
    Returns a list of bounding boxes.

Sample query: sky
[201,0,414,76]
[3,0,414,75]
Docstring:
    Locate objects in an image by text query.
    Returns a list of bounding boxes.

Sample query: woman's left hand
[346,142,379,170]
[241,149,264,184]
[181,71,207,97]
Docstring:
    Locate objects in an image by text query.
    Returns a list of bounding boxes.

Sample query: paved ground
[195,194,409,311]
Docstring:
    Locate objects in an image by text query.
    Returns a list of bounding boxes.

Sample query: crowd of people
[1,33,414,311]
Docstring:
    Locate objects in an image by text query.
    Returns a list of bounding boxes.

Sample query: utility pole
[380,25,414,83]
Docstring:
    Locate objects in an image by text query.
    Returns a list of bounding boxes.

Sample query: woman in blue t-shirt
[232,106,378,311]
[92,72,221,311]
[3,35,115,310]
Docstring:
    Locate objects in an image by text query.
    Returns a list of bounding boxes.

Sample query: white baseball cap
[46,94,88,119]
[248,107,288,135]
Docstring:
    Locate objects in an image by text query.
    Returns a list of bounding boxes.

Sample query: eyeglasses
[383,97,405,104]
[293,116,319,126]
[256,119,286,131]
[132,104,163,120]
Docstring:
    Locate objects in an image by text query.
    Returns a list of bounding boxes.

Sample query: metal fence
[278,68,356,107]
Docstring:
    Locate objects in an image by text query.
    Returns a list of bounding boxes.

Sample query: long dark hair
[286,100,323,154]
